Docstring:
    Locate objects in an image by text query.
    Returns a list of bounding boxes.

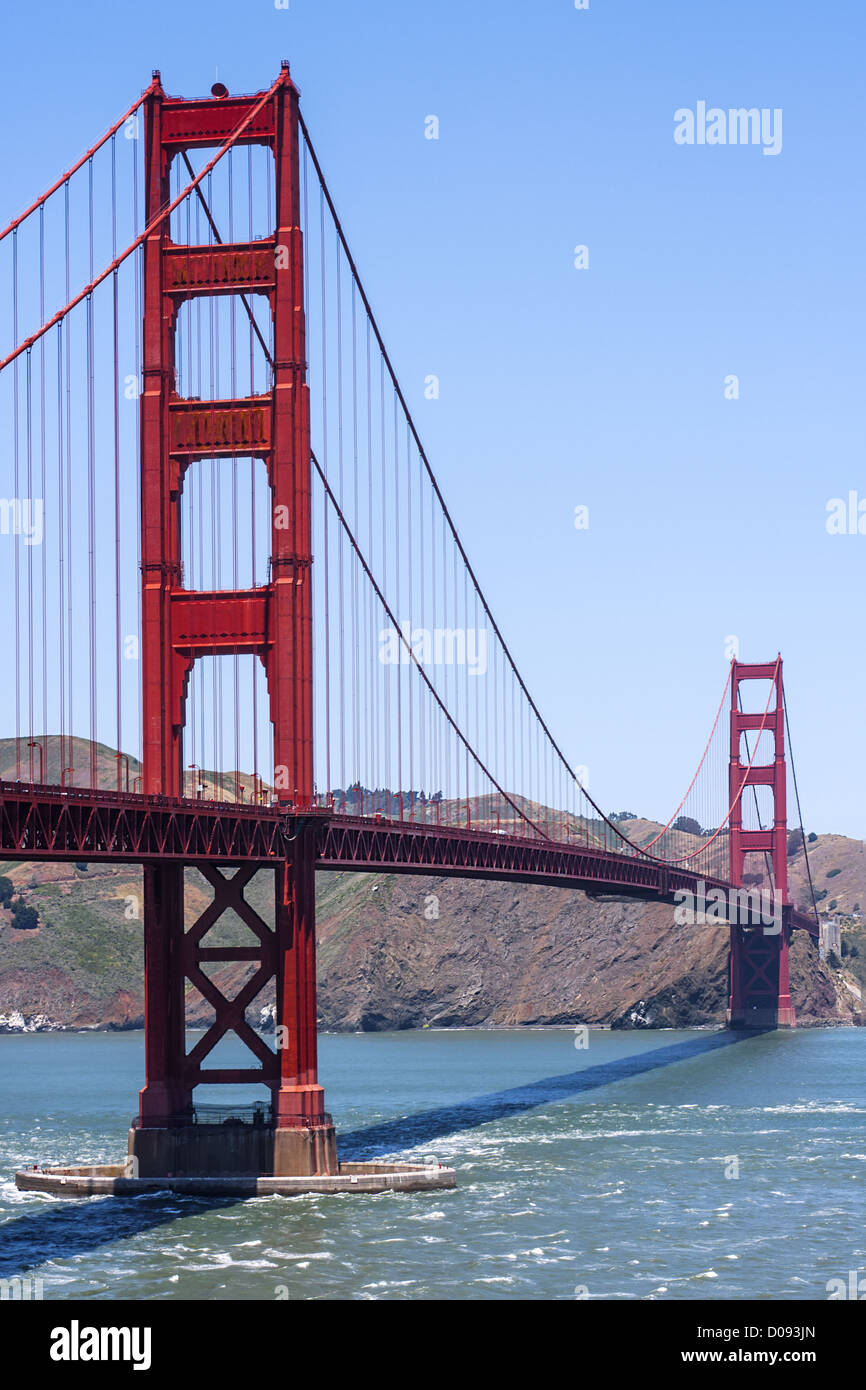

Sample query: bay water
[1,1026,864,1300]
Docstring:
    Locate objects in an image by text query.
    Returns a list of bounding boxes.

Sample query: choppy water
[0,1027,864,1300]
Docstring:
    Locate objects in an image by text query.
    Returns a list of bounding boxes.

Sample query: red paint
[728,658,796,1027]
[137,65,323,1124]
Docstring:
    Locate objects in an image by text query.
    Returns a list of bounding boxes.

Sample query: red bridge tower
[135,65,336,1176]
[727,659,796,1029]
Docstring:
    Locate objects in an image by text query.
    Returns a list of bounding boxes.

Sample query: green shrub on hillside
[11,902,39,931]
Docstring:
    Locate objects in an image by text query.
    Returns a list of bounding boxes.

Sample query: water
[1,1027,864,1300]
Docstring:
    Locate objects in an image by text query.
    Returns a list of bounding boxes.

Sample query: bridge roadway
[0,780,817,936]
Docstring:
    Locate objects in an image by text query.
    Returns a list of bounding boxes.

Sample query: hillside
[0,758,863,1032]
[0,736,261,803]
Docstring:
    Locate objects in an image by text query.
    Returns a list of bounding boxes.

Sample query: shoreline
[1,1017,859,1036]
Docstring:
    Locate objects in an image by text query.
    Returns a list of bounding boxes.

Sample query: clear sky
[0,0,863,835]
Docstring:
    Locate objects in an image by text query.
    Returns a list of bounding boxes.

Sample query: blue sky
[0,0,863,834]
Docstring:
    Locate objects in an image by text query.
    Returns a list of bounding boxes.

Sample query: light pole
[27,740,44,784]
[115,753,130,792]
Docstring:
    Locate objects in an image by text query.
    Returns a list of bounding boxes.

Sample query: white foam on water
[262,1247,334,1261]
[227,1259,279,1270]
[761,1102,866,1115]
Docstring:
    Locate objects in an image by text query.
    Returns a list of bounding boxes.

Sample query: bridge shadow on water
[0,1029,766,1277]
[337,1029,762,1161]
[0,1190,243,1281]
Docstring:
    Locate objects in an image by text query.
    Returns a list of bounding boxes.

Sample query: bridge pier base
[128,1119,337,1179]
[273,1123,338,1178]
[727,923,796,1029]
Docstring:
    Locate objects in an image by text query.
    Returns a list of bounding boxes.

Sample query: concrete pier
[15,1159,457,1198]
[128,1118,339,1179]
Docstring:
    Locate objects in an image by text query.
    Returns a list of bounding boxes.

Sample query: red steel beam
[0,784,817,936]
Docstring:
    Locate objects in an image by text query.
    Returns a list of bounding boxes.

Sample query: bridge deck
[0,782,817,936]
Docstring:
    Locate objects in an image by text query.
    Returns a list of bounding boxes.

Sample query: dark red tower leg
[273,823,336,1174]
[139,864,189,1123]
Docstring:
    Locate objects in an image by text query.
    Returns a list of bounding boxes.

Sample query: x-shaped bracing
[181,864,278,1080]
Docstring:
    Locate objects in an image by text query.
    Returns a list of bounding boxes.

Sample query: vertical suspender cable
[406,419,414,818]
[39,206,47,766]
[351,281,360,794]
[336,240,346,799]
[112,134,123,786]
[87,157,97,788]
[134,133,143,779]
[393,390,402,816]
[229,149,241,799]
[56,321,65,788]
[65,184,74,783]
[321,188,332,804]
[26,347,33,779]
[12,229,20,780]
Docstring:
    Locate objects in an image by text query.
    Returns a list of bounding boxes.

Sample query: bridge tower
[135,66,336,1176]
[727,659,795,1028]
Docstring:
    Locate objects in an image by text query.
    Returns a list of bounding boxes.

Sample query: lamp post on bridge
[115,753,130,793]
[27,740,43,785]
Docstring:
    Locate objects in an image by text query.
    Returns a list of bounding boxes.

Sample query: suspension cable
[297,112,747,864]
[310,448,548,840]
[0,70,287,373]
[0,81,157,246]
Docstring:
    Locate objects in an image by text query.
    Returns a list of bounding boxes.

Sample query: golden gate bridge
[0,65,819,1190]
